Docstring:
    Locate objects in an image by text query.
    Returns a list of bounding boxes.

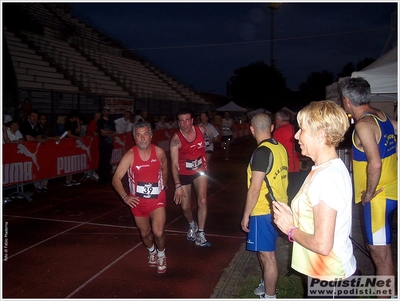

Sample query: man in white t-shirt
[221,111,235,160]
[4,120,24,144]
[114,111,132,134]
[200,112,219,164]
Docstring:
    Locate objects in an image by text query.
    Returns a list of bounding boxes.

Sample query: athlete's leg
[259,251,278,296]
[134,216,153,248]
[180,183,194,223]
[368,244,395,276]
[193,175,208,230]
[150,207,166,251]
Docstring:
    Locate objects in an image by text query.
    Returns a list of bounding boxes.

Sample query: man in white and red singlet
[170,108,211,247]
[112,121,169,274]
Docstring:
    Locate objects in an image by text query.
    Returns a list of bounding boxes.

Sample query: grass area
[235,272,305,298]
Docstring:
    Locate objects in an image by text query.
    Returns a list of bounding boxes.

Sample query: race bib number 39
[136,182,160,198]
[185,157,202,170]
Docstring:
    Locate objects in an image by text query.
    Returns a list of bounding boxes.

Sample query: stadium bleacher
[3,3,212,120]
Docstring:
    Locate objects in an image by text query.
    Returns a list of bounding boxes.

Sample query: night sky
[70,2,397,95]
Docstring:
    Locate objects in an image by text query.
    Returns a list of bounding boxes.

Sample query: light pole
[268,3,281,67]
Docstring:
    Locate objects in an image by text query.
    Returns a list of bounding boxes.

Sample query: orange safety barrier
[2,125,250,187]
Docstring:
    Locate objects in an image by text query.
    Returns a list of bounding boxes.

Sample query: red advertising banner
[3,125,249,187]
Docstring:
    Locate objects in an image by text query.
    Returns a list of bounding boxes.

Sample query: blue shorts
[246,214,279,252]
[363,198,397,245]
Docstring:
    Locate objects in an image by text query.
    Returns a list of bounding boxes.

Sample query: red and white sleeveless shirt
[127,144,163,199]
[176,125,207,175]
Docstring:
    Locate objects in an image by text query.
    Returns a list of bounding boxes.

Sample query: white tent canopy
[326,46,397,119]
[247,108,271,117]
[352,46,397,95]
[216,101,247,112]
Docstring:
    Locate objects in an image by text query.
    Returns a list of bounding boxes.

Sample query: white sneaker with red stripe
[148,250,157,267]
[157,256,167,274]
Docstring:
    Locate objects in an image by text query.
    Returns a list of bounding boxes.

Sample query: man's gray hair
[133,121,152,135]
[340,77,371,106]
[275,109,291,122]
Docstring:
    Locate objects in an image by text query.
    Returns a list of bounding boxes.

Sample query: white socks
[260,294,276,299]
[147,245,165,257]
[157,249,165,257]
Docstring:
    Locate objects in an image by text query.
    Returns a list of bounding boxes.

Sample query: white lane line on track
[65,242,143,298]
[4,214,244,240]
[5,206,124,259]
[5,174,244,296]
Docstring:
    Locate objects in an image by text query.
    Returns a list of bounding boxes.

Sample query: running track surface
[3,136,256,298]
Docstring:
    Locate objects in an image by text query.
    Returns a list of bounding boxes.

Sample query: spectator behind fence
[79,119,87,137]
[112,121,169,274]
[20,110,48,192]
[38,113,59,140]
[155,115,168,130]
[19,109,46,143]
[273,109,301,203]
[167,117,178,129]
[4,120,24,144]
[134,110,148,124]
[63,110,82,187]
[340,77,397,294]
[34,113,60,193]
[114,111,132,134]
[97,106,117,183]
[83,112,101,181]
[86,112,101,136]
[273,101,357,296]
[54,115,67,136]
[241,113,288,299]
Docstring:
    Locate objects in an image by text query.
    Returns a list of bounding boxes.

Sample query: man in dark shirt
[63,110,82,186]
[19,109,46,143]
[97,106,117,183]
[64,110,81,138]
[20,110,47,192]
[38,113,58,140]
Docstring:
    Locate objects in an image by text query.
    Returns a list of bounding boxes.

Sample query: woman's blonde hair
[56,115,67,124]
[297,100,349,147]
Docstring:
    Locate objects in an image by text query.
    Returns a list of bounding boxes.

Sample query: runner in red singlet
[112,121,169,273]
[170,108,211,247]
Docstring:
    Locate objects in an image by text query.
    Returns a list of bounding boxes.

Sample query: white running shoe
[148,251,157,267]
[187,222,198,241]
[254,278,265,296]
[195,231,211,247]
[157,256,167,274]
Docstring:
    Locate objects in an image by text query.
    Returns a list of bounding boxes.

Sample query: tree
[228,61,289,112]
[337,58,376,80]
[355,57,375,71]
[299,70,335,103]
[337,62,355,80]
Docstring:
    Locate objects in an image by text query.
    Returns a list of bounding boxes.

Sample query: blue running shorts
[246,214,279,252]
[364,198,397,245]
